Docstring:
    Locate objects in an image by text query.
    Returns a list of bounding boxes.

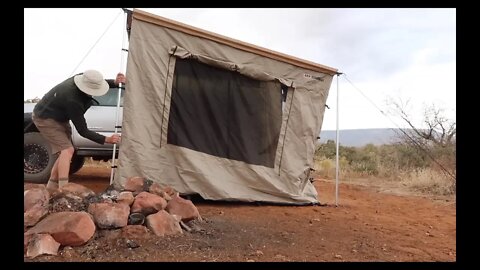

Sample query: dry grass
[314,157,455,197]
[314,157,369,180]
[399,168,456,196]
[314,158,335,178]
[84,157,115,168]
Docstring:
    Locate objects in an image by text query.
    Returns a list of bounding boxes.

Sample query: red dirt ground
[25,166,456,262]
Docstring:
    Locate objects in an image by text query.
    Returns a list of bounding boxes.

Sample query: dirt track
[26,166,456,262]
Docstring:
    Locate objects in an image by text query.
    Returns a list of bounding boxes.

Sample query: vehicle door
[71,87,124,150]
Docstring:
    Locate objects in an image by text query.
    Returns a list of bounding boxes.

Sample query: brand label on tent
[304,73,324,81]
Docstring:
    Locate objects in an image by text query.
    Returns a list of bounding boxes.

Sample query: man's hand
[105,134,121,144]
[115,73,126,85]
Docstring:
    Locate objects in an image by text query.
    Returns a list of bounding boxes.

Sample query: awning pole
[335,73,341,206]
[110,9,129,185]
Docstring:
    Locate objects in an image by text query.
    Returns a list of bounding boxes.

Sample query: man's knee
[60,147,75,157]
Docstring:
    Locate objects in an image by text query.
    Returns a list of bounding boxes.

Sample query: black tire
[24,132,85,183]
[70,155,85,175]
[24,132,55,183]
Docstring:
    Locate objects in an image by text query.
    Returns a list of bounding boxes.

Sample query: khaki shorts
[32,113,73,154]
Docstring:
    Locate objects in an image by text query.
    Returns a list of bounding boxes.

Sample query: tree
[388,98,455,148]
[315,139,336,159]
[387,98,456,189]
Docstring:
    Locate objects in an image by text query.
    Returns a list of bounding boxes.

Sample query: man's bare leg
[57,146,74,188]
[46,155,60,191]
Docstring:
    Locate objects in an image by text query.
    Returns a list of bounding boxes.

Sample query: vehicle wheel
[70,155,85,175]
[24,132,55,183]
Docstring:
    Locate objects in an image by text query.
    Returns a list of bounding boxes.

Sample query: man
[32,70,125,190]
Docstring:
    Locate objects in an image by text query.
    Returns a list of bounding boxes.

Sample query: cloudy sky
[24,8,456,130]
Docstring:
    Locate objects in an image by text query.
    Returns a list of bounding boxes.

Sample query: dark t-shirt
[33,75,116,145]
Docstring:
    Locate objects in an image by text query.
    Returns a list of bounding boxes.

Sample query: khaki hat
[73,70,109,96]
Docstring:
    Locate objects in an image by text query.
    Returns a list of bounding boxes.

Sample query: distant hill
[319,128,403,147]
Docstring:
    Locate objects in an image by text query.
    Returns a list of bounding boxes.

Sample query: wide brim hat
[74,70,109,96]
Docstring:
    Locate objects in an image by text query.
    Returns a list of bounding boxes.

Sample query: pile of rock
[24,176,201,259]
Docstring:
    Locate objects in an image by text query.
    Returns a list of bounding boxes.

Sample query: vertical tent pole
[335,73,341,206]
[110,9,129,185]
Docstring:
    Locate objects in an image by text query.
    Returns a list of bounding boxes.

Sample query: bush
[314,140,456,196]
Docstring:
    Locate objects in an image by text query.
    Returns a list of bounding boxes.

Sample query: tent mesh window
[167,58,283,168]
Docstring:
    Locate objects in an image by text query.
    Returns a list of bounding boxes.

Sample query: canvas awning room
[115,9,338,204]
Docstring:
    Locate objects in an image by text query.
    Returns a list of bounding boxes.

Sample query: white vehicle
[23,86,124,183]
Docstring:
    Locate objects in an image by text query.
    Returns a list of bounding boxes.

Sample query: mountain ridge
[318,128,403,147]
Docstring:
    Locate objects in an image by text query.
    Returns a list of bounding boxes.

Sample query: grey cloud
[303,9,455,81]
[179,9,455,83]
[196,9,453,83]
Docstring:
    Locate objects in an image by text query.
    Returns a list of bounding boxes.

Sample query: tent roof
[133,9,338,75]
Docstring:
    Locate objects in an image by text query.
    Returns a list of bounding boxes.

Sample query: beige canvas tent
[115,9,338,204]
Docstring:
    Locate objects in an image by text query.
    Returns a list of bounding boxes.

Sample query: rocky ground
[24,166,456,262]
